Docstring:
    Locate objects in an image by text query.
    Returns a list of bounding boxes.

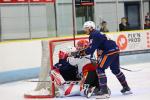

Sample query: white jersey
[67,55,91,74]
[62,46,97,74]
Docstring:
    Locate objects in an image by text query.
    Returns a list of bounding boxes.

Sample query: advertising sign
[108,30,150,55]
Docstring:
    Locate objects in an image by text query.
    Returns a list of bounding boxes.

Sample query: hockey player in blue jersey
[71,21,132,99]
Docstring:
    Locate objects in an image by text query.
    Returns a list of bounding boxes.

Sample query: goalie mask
[59,51,68,60]
[76,39,89,50]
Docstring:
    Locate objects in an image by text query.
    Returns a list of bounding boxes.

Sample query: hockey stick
[119,67,142,72]
[25,80,80,84]
[84,56,142,72]
[25,80,54,83]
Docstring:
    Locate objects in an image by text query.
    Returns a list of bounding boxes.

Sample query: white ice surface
[0,62,150,100]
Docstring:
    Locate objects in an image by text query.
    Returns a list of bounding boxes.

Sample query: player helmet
[58,51,68,60]
[76,39,89,50]
[83,21,96,29]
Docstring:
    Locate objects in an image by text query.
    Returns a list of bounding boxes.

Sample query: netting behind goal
[24,36,88,98]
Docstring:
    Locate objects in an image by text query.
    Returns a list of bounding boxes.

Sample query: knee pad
[51,69,66,86]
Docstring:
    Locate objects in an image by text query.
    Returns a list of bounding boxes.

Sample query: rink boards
[0,30,150,84]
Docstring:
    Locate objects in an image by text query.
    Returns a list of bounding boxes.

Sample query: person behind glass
[144,18,150,29]
[100,21,109,32]
[119,17,130,31]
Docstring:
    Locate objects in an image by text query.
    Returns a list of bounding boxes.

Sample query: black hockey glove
[70,51,81,58]
[70,50,86,58]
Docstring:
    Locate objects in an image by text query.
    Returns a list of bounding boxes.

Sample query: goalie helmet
[76,39,89,50]
[59,51,68,60]
[83,21,96,29]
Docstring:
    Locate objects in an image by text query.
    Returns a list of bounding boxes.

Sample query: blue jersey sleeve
[85,37,99,55]
[85,31,106,55]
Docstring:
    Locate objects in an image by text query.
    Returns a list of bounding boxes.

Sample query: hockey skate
[86,86,96,98]
[121,86,132,95]
[95,87,111,99]
[80,84,89,96]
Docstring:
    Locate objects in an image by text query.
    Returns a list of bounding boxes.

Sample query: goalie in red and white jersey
[51,39,100,98]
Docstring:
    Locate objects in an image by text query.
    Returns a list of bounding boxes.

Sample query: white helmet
[83,21,96,29]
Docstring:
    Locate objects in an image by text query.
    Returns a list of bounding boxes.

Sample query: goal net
[24,36,88,98]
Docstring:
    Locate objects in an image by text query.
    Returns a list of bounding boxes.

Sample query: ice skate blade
[95,94,110,99]
[122,91,133,95]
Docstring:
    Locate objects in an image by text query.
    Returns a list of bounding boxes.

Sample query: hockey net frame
[24,36,88,98]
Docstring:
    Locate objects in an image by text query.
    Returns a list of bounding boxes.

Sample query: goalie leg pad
[56,83,81,97]
[64,83,80,96]
[51,69,65,86]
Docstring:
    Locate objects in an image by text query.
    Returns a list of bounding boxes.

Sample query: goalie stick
[84,56,143,72]
[25,80,54,83]
[25,80,80,85]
